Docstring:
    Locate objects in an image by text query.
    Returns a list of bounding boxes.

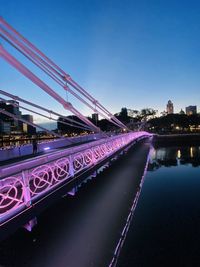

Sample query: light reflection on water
[149,145,200,171]
[117,143,200,267]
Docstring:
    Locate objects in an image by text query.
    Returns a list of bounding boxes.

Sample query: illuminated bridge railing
[0,131,151,224]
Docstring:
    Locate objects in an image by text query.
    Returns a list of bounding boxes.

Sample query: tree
[140,108,157,120]
[127,109,140,118]
[116,107,130,123]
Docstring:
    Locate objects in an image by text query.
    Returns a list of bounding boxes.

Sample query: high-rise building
[92,113,99,124]
[21,114,36,134]
[22,114,34,123]
[0,100,36,134]
[57,115,83,134]
[0,121,11,134]
[0,100,22,132]
[166,100,174,114]
[185,106,197,115]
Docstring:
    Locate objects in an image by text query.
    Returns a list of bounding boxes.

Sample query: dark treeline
[57,108,200,134]
[57,107,158,134]
[148,114,200,133]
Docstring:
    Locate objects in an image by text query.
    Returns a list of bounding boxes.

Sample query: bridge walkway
[0,139,151,267]
[0,139,94,168]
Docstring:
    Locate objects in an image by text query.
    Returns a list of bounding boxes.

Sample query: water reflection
[117,143,200,267]
[148,145,200,171]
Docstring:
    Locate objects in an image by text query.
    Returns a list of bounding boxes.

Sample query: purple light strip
[108,146,151,267]
[0,132,152,224]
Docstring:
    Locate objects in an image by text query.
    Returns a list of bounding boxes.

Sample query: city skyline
[1,0,200,123]
[0,96,198,133]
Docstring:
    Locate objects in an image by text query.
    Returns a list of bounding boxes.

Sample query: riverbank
[153,133,200,146]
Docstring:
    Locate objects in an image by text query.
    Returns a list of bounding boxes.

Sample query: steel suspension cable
[0,108,62,138]
[0,90,92,130]
[0,17,128,131]
[0,97,91,132]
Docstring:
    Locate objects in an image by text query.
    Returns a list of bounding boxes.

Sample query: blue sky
[1,0,200,122]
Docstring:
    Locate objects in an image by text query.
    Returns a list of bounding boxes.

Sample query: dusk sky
[1,0,200,123]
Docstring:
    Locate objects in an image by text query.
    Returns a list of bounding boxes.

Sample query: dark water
[0,140,150,267]
[117,144,200,267]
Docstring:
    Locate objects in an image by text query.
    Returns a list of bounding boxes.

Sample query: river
[117,143,200,266]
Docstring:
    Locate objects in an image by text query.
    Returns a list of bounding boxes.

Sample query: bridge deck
[0,139,94,168]
[0,132,152,240]
[0,139,151,267]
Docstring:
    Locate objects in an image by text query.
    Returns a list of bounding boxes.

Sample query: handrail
[0,132,152,224]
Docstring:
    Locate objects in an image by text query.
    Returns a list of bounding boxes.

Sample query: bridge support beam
[67,187,77,196]
[23,217,37,232]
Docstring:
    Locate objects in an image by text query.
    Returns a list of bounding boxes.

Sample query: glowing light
[44,147,50,151]
[177,149,181,159]
[190,147,193,158]
[0,132,152,224]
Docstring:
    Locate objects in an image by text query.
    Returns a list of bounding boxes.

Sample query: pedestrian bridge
[0,19,152,240]
[0,132,151,236]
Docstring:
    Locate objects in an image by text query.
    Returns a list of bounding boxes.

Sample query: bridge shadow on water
[0,139,151,267]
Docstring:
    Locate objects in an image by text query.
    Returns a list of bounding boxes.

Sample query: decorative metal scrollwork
[29,165,54,196]
[83,149,93,165]
[93,146,101,160]
[0,132,151,222]
[54,158,70,181]
[106,142,112,152]
[0,176,24,216]
[73,153,84,172]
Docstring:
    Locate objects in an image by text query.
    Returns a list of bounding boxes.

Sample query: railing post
[68,155,74,177]
[24,217,37,232]
[91,147,97,165]
[22,169,31,207]
[67,155,77,196]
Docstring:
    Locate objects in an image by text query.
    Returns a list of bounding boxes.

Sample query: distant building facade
[166,100,174,114]
[57,115,83,134]
[92,113,99,125]
[185,106,197,115]
[22,114,34,123]
[21,114,36,134]
[0,100,36,135]
[0,100,22,133]
[0,121,11,134]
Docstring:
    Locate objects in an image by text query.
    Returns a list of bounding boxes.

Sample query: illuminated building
[185,106,197,115]
[166,100,174,114]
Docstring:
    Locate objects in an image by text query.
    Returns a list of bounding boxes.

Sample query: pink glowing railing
[0,132,151,224]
